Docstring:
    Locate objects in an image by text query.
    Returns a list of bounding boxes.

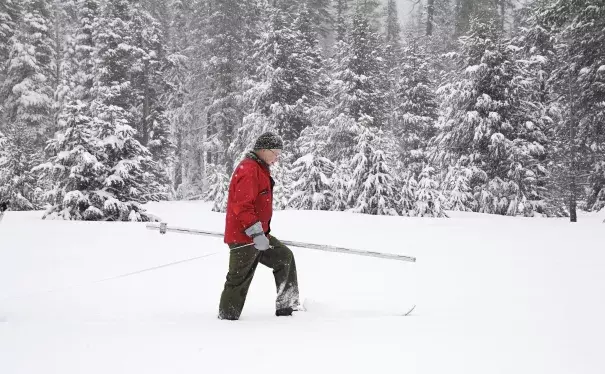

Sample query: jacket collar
[245,151,270,172]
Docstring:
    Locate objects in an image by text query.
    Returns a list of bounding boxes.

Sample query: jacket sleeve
[230,163,260,231]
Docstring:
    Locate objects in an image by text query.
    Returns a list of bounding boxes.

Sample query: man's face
[259,148,281,165]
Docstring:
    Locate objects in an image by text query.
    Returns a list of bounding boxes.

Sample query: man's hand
[252,234,270,251]
[245,222,270,251]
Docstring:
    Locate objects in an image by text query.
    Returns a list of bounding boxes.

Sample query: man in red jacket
[218,132,300,320]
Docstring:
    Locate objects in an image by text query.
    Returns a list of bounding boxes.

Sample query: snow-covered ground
[1,202,604,374]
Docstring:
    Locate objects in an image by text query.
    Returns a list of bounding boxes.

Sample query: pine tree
[384,0,401,48]
[288,153,334,210]
[33,101,100,219]
[354,0,381,31]
[205,163,229,213]
[538,0,605,217]
[91,0,133,125]
[129,3,174,189]
[50,0,170,220]
[93,102,167,217]
[2,0,55,143]
[434,18,549,216]
[399,170,417,215]
[383,0,403,131]
[347,122,399,215]
[0,123,42,210]
[203,0,250,174]
[334,0,350,41]
[272,151,294,210]
[454,0,499,37]
[164,0,202,198]
[395,38,438,176]
[0,0,22,137]
[242,5,326,145]
[331,11,388,128]
[414,166,446,217]
[330,159,351,211]
[307,0,333,38]
[442,161,475,212]
[34,100,165,221]
[1,0,55,209]
[0,0,21,65]
[65,0,99,103]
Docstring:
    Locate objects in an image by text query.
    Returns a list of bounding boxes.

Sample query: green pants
[218,235,300,320]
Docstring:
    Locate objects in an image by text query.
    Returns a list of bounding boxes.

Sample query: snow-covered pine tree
[91,103,165,220]
[334,0,350,41]
[53,0,99,139]
[454,0,499,37]
[307,0,333,38]
[65,0,99,103]
[384,0,402,52]
[0,0,55,209]
[288,153,334,210]
[395,37,438,177]
[414,165,446,217]
[347,120,399,215]
[244,5,324,143]
[0,0,21,66]
[57,0,167,221]
[398,168,417,215]
[272,150,294,210]
[202,0,250,174]
[498,1,563,216]
[164,0,204,199]
[442,159,476,212]
[330,10,388,129]
[537,0,605,216]
[129,3,174,193]
[91,0,133,124]
[204,163,229,213]
[423,0,457,74]
[32,101,102,219]
[0,0,21,139]
[354,0,381,31]
[0,122,42,210]
[2,0,55,143]
[434,17,548,216]
[383,0,403,131]
[330,159,351,211]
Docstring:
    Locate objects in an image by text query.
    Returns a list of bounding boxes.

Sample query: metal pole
[146,223,416,263]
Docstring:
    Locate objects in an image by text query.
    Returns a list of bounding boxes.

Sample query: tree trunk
[142,62,150,146]
[426,0,435,36]
[499,0,506,32]
[454,0,463,36]
[174,130,183,189]
[568,75,577,222]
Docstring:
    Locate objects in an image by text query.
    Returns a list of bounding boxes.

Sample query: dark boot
[275,307,293,317]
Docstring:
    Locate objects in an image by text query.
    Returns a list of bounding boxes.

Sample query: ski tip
[403,304,416,316]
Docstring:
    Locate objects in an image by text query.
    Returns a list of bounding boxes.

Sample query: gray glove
[244,222,270,251]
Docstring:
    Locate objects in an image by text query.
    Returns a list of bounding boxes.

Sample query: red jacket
[224,153,274,244]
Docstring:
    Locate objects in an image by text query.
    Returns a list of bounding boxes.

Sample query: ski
[300,298,416,318]
[403,304,416,316]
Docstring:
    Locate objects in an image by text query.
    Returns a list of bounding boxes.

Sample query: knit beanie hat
[253,132,283,150]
